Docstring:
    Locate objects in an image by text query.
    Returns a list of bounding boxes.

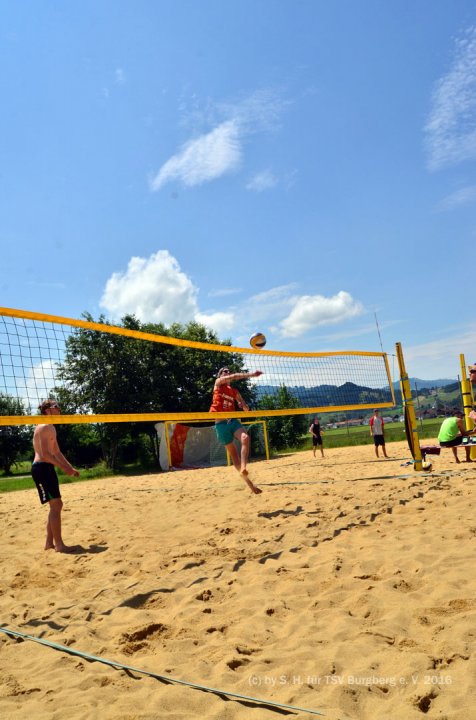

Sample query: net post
[459,354,476,460]
[164,421,173,469]
[396,342,423,470]
[261,420,270,460]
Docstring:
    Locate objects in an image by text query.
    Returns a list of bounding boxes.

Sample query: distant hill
[254,377,460,417]
[392,377,455,391]
[255,381,392,408]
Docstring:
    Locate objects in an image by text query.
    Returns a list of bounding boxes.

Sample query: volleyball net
[0,307,395,426]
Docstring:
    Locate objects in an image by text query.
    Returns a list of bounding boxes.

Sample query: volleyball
[422,461,432,471]
[250,332,266,349]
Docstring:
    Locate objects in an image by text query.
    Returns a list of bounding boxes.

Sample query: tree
[257,386,308,451]
[54,314,251,469]
[0,395,32,474]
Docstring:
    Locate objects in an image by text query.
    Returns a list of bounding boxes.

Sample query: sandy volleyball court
[0,440,474,719]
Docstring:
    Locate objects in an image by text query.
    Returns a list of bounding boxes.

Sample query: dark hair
[38,399,57,414]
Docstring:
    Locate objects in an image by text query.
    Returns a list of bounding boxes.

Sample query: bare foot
[243,475,262,494]
[247,481,262,494]
[44,542,55,551]
[455,458,461,464]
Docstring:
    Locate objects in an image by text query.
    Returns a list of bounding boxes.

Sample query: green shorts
[215,419,245,445]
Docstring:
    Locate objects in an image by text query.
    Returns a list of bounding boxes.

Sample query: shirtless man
[210,367,263,494]
[31,399,79,552]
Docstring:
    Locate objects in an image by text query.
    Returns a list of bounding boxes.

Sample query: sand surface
[0,440,475,720]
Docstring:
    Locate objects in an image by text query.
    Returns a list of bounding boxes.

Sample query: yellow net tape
[0,307,395,425]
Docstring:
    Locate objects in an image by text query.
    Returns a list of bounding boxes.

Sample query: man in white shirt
[369,409,389,459]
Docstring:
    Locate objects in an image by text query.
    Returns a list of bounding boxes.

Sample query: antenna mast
[374,311,384,353]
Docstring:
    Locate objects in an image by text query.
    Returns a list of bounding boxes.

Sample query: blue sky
[2,0,476,382]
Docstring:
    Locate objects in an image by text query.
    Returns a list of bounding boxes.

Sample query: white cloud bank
[99,250,476,379]
[425,25,476,170]
[279,291,364,338]
[150,89,287,191]
[150,121,241,190]
[100,251,364,342]
[100,251,236,335]
[100,251,200,325]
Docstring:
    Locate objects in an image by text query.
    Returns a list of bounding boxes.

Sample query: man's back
[438,417,458,442]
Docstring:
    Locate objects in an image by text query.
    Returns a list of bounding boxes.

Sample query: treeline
[0,315,307,474]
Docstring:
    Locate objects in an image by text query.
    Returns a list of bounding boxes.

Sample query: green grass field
[310,418,441,450]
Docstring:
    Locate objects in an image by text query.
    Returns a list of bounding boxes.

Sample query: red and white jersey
[210,384,239,413]
[369,415,384,434]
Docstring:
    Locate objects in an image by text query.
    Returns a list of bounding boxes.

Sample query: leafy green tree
[54,314,252,469]
[0,395,32,474]
[257,386,308,451]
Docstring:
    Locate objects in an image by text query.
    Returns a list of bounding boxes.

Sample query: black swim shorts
[31,462,61,504]
[373,434,385,447]
[439,436,463,448]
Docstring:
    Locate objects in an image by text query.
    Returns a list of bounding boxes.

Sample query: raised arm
[215,369,263,387]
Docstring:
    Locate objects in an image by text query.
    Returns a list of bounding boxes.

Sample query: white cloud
[22,360,59,410]
[100,250,199,324]
[403,327,476,380]
[241,284,298,325]
[425,25,476,170]
[99,252,364,345]
[438,184,476,210]
[195,311,235,335]
[249,284,299,303]
[279,291,364,338]
[246,169,278,192]
[150,120,241,190]
[217,88,288,134]
[208,287,242,297]
[100,250,236,336]
[151,88,289,191]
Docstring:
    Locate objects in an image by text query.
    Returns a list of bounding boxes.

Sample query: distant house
[327,419,365,429]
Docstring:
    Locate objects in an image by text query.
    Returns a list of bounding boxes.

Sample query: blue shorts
[31,462,61,504]
[215,419,245,445]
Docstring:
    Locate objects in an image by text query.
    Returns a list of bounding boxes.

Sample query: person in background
[369,409,389,459]
[309,416,324,458]
[437,410,475,463]
[31,399,80,552]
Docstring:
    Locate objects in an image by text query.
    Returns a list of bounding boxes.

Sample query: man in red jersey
[210,367,263,493]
